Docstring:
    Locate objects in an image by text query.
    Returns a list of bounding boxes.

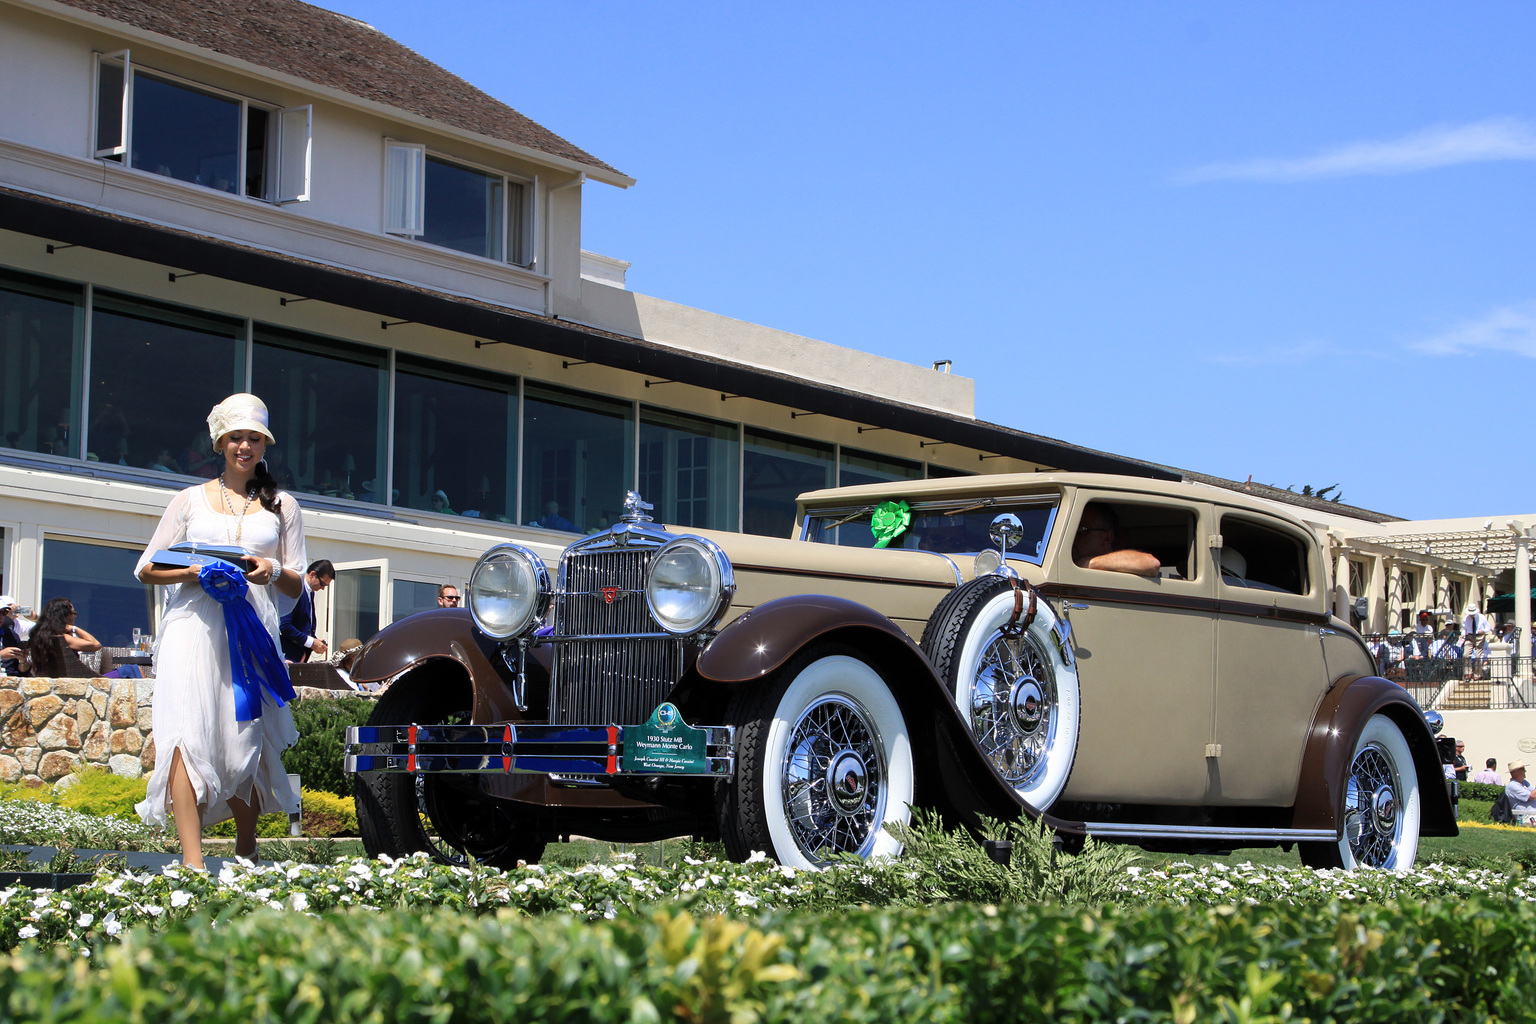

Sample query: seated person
[1071,504,1160,577]
[530,500,576,533]
[1507,761,1536,822]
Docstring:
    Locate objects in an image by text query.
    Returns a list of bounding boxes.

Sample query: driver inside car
[1071,503,1161,577]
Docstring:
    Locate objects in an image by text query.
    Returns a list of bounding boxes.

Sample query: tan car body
[352,472,1456,852]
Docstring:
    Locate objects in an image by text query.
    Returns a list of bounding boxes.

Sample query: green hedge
[1463,780,1506,802]
[8,899,1536,1022]
[281,696,377,797]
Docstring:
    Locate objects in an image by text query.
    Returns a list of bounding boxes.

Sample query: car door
[1209,511,1330,805]
[1050,492,1215,805]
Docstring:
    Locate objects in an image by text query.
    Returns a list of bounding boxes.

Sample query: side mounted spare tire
[920,574,1080,810]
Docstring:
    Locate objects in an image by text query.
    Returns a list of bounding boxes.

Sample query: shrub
[54,767,147,820]
[1463,780,1506,802]
[204,788,355,839]
[282,696,376,797]
[301,789,358,837]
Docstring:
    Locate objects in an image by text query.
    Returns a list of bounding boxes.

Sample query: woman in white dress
[135,394,305,868]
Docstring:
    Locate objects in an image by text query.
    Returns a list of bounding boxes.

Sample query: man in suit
[0,597,23,676]
[280,559,334,663]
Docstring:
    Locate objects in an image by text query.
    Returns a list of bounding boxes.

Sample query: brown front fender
[349,608,524,724]
[1292,675,1457,838]
[694,595,1088,835]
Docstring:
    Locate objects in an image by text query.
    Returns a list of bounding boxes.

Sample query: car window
[1073,500,1197,579]
[803,497,1058,562]
[1217,515,1310,595]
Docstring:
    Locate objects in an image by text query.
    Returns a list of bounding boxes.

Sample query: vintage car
[345,473,1454,871]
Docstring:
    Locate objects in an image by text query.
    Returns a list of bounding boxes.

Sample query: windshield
[802,497,1059,564]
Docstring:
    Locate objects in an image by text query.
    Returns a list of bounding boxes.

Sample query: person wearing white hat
[133,393,306,869]
[1507,761,1536,824]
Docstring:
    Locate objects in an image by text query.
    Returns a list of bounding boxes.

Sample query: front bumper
[344,723,736,778]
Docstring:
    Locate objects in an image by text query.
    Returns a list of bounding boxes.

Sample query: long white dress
[133,485,305,828]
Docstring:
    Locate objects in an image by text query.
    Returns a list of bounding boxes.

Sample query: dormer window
[93,51,311,202]
[384,142,532,267]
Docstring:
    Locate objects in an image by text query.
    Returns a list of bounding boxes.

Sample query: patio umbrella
[1488,590,1536,613]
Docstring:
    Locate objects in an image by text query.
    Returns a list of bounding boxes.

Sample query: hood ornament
[621,490,654,524]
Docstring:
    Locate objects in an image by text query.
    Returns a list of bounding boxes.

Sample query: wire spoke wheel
[1343,742,1403,868]
[970,630,1058,787]
[781,695,888,862]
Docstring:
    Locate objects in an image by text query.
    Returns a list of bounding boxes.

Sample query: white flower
[17,926,38,939]
[289,893,309,912]
[746,850,769,864]
[76,912,94,927]
[734,891,759,907]
[170,890,193,908]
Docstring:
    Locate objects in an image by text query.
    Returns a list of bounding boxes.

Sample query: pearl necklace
[217,475,255,544]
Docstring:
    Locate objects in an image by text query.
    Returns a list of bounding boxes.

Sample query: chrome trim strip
[1083,821,1336,842]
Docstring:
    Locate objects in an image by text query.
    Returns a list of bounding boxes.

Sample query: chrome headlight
[645,536,735,635]
[467,544,550,640]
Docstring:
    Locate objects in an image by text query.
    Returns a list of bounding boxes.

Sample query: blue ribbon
[198,562,296,722]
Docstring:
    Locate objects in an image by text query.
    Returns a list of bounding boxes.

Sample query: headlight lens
[467,544,549,640]
[646,537,733,635]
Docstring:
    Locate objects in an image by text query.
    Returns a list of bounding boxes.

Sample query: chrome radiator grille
[550,545,683,726]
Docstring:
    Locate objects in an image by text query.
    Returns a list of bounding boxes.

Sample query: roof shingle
[50,0,627,181]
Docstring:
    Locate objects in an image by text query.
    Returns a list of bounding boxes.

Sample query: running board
[344,723,735,778]
[1083,821,1336,843]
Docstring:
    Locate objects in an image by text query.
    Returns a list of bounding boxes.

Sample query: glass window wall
[0,270,83,459]
[89,293,243,475]
[522,384,633,534]
[330,566,380,644]
[394,356,516,519]
[41,538,151,649]
[639,407,739,531]
[253,328,387,500]
[743,429,833,539]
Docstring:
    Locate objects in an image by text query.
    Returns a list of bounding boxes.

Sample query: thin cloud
[1413,303,1536,358]
[1205,339,1339,366]
[1176,118,1536,184]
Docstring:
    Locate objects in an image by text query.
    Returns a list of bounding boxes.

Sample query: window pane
[522,384,633,534]
[131,73,241,193]
[41,539,151,649]
[507,180,527,266]
[391,579,440,622]
[245,105,269,199]
[926,463,974,479]
[839,448,922,489]
[639,407,738,531]
[253,328,387,501]
[0,270,83,459]
[394,356,516,519]
[743,429,832,539]
[89,293,242,474]
[423,156,503,259]
[331,566,379,643]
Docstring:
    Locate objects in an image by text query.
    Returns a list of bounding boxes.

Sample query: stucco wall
[1440,709,1536,777]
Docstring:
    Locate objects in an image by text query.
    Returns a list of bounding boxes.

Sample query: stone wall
[0,676,154,784]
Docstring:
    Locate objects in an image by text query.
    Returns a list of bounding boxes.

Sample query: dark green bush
[1463,780,1506,802]
[9,898,1536,1022]
[281,695,376,797]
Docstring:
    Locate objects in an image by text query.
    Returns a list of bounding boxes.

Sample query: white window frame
[383,141,536,266]
[91,55,310,204]
[92,50,131,159]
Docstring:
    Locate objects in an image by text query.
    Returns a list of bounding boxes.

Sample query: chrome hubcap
[969,630,1057,786]
[781,695,886,865]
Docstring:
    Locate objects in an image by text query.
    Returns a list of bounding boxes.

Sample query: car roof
[797,472,1316,535]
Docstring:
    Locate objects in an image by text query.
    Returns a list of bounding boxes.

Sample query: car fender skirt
[697,595,1087,835]
[1292,675,1457,838]
[348,608,523,723]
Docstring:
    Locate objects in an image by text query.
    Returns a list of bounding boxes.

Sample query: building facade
[0,0,1180,652]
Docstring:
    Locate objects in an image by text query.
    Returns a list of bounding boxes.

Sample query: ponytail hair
[247,459,282,514]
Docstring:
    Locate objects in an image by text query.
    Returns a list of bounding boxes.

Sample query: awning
[1488,591,1536,613]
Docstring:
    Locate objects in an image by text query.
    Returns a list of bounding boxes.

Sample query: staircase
[1438,680,1492,710]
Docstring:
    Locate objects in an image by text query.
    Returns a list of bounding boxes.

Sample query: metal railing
[1381,656,1536,711]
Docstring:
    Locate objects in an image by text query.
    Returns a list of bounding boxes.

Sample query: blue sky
[328,1,1534,521]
